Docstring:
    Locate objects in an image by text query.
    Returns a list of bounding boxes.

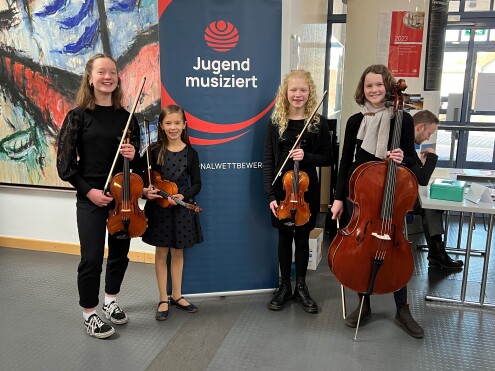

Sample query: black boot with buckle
[268,279,292,311]
[345,294,371,328]
[293,277,318,313]
[428,241,463,269]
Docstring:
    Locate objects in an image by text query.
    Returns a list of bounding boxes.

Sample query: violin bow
[103,76,146,193]
[271,90,328,186]
[143,117,153,189]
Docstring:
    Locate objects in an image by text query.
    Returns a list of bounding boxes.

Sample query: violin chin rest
[113,231,131,240]
[279,218,295,227]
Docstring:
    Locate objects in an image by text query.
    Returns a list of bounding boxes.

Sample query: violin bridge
[371,232,391,240]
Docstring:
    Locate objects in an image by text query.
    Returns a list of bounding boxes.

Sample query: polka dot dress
[142,147,203,249]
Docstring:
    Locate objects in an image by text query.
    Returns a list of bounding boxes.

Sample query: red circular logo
[204,21,239,52]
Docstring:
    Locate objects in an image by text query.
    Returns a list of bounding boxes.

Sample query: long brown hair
[75,53,124,110]
[354,64,396,106]
[156,105,191,166]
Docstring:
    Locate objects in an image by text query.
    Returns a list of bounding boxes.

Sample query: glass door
[437,27,495,170]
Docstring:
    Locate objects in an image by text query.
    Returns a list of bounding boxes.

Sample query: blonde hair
[156,105,191,166]
[75,53,123,110]
[270,69,320,138]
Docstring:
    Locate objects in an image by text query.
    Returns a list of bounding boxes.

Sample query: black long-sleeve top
[410,150,438,186]
[57,105,140,196]
[335,111,416,201]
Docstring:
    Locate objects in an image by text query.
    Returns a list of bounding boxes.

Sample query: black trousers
[76,197,130,308]
[278,228,311,281]
[360,286,407,309]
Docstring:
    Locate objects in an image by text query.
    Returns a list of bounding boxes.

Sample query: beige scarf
[356,101,394,159]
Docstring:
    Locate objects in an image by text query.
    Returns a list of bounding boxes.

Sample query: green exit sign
[464,29,486,36]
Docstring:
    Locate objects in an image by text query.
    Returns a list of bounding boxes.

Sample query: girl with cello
[263,70,332,313]
[330,64,423,338]
[142,105,203,321]
[57,53,140,339]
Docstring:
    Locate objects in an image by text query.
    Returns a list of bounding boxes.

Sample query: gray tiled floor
[1,215,494,371]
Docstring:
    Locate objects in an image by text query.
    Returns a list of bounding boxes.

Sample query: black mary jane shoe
[170,296,198,313]
[155,300,169,321]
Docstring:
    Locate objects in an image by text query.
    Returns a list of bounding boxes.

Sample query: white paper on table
[431,168,451,179]
[465,183,493,204]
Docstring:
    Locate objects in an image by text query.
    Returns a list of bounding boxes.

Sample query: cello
[328,80,418,336]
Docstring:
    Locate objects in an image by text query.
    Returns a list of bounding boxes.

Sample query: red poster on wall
[388,11,425,77]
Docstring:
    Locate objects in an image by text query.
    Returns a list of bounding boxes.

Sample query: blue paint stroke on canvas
[59,0,94,29]
[63,20,99,54]
[109,0,138,13]
[35,0,68,17]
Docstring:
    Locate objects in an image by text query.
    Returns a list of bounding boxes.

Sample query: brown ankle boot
[345,296,371,328]
[395,304,424,338]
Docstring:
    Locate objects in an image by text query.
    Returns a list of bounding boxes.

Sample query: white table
[429,168,495,254]
[418,185,495,306]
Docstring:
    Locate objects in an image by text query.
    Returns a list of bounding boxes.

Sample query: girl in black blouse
[263,70,332,313]
[57,54,140,339]
[330,64,423,338]
[142,105,203,321]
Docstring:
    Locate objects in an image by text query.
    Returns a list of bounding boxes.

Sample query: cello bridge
[371,232,391,241]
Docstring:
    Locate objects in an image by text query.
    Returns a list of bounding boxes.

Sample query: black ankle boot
[268,279,292,311]
[345,295,371,328]
[293,278,318,313]
[428,241,464,269]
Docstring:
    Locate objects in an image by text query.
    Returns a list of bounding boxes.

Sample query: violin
[107,131,148,239]
[328,79,418,296]
[277,142,310,226]
[149,170,202,213]
[104,76,147,239]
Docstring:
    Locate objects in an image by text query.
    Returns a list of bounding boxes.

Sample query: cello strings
[380,98,403,245]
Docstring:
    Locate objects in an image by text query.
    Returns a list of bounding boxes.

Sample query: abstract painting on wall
[0,0,161,188]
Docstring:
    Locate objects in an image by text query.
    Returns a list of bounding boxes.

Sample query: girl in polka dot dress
[142,105,203,320]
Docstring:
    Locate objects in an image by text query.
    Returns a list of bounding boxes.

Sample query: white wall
[0,187,153,252]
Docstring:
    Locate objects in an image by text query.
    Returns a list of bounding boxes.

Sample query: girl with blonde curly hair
[263,69,332,314]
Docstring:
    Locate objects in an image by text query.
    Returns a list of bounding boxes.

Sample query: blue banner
[158,0,282,293]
